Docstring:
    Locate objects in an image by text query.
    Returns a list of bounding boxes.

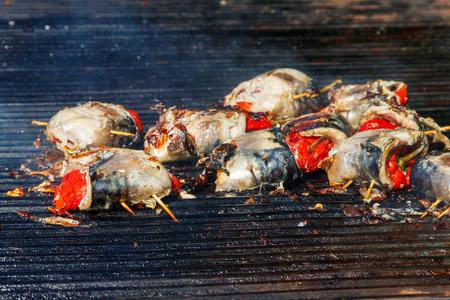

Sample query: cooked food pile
[22,68,450,222]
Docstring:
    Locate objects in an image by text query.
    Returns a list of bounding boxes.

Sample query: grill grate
[1,0,450,298]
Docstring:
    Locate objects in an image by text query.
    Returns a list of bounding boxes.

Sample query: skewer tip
[424,126,450,135]
[419,211,428,219]
[152,194,179,222]
[110,130,135,136]
[319,79,343,93]
[121,202,136,216]
[364,179,376,200]
[437,207,450,219]
[293,90,314,100]
[31,120,49,126]
[341,180,353,190]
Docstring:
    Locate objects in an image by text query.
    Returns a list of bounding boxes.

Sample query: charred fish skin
[410,151,450,202]
[281,112,354,142]
[224,68,323,121]
[327,129,428,192]
[358,141,383,184]
[82,150,172,211]
[208,128,300,192]
[144,107,246,163]
[46,102,140,156]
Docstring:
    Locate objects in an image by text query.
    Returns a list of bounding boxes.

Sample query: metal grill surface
[1,1,450,298]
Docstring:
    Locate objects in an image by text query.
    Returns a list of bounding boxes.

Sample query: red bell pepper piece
[245,112,272,132]
[168,172,181,194]
[127,109,142,134]
[236,101,253,111]
[52,169,89,214]
[394,83,408,105]
[386,152,412,190]
[359,118,399,132]
[284,131,333,173]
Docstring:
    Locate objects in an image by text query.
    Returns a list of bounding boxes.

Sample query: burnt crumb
[308,203,325,211]
[308,183,346,194]
[362,217,378,225]
[418,199,431,209]
[298,220,308,227]
[288,193,298,200]
[245,197,256,205]
[17,211,31,220]
[7,187,26,197]
[33,134,42,148]
[259,197,270,204]
[269,184,285,195]
[434,222,450,231]
[342,204,372,217]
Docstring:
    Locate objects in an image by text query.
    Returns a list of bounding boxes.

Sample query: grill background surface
[1,1,450,298]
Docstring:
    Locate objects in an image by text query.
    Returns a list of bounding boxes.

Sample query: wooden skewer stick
[31,121,135,137]
[419,211,427,219]
[437,206,450,219]
[419,199,442,219]
[293,91,314,100]
[341,180,353,190]
[121,202,136,216]
[364,179,376,200]
[310,93,319,98]
[31,121,48,126]
[424,125,450,135]
[319,79,343,94]
[110,130,135,136]
[152,194,179,223]
[64,145,75,155]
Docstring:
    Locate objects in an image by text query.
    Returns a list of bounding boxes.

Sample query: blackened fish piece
[410,151,450,203]
[281,112,354,143]
[204,128,300,192]
[327,129,428,196]
[52,148,175,213]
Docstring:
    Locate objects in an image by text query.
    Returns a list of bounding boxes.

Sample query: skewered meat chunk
[326,129,428,198]
[46,102,140,157]
[410,151,450,203]
[50,148,179,215]
[334,97,417,132]
[328,80,408,110]
[224,68,323,121]
[144,106,272,163]
[202,128,300,192]
[330,95,450,149]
